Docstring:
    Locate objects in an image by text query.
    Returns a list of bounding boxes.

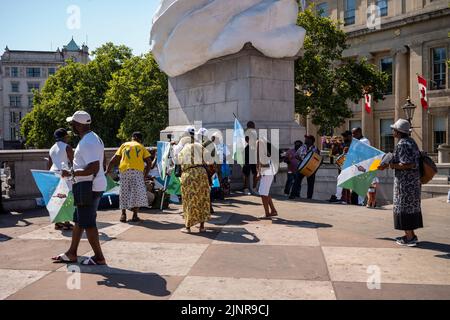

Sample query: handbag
[419,151,437,185]
[73,181,94,207]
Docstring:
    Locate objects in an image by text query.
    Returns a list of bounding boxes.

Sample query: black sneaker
[396,236,418,247]
[329,195,339,203]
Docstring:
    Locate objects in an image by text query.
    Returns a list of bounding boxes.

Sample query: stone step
[422,184,450,195]
[430,176,450,185]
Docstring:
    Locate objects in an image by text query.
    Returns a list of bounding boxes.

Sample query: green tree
[21,43,137,148]
[295,7,389,134]
[104,53,168,146]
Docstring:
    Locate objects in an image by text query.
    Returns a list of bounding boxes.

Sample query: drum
[335,154,346,169]
[298,152,322,177]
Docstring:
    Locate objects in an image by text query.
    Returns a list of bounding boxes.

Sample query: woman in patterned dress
[178,135,211,233]
[379,119,423,247]
[106,132,152,223]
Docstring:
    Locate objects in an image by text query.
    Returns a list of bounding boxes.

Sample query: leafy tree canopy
[21,43,167,148]
[295,7,389,134]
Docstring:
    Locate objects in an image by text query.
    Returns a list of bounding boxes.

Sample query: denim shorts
[73,192,103,229]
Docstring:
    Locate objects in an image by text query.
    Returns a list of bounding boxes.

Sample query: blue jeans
[284,173,296,195]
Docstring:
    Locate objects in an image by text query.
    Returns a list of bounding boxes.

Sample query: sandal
[52,253,77,264]
[181,228,192,234]
[269,212,278,217]
[81,257,106,266]
[258,215,272,220]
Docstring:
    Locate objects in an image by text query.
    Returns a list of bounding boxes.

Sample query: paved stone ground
[1,195,449,300]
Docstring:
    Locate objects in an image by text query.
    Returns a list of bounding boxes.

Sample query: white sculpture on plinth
[150,0,306,77]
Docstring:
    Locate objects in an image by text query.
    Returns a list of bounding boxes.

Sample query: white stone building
[305,0,449,154]
[0,38,89,149]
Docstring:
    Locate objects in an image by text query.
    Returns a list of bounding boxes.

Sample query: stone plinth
[437,144,450,164]
[161,45,305,148]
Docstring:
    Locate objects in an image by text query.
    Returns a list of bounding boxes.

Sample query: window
[344,0,356,26]
[10,127,21,141]
[48,67,56,76]
[28,95,34,107]
[376,0,388,17]
[11,67,19,77]
[349,120,362,131]
[26,67,41,78]
[9,96,22,107]
[317,3,329,17]
[11,82,20,93]
[431,48,447,90]
[380,57,393,95]
[10,111,22,125]
[433,116,447,152]
[28,83,40,92]
[380,119,394,152]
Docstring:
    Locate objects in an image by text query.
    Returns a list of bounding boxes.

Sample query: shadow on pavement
[212,227,260,244]
[0,208,47,229]
[272,218,333,229]
[69,264,172,297]
[377,237,450,258]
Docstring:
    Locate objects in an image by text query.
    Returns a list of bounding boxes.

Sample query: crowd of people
[49,111,427,266]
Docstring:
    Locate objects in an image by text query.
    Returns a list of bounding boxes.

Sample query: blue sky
[0,0,161,56]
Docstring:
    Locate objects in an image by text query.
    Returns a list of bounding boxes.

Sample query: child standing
[367,177,380,208]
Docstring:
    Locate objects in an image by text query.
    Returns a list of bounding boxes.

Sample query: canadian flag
[417,75,428,110]
[364,94,372,114]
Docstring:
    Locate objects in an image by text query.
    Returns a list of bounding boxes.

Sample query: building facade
[305,0,450,154]
[0,38,89,149]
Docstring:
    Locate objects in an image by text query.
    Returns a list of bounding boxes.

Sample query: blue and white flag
[157,141,171,180]
[337,139,385,197]
[232,118,246,165]
[31,170,75,223]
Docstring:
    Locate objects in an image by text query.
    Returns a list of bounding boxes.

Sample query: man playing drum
[290,135,319,200]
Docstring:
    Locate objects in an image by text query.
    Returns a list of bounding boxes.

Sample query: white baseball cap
[66,111,92,125]
[197,128,209,136]
[185,126,195,135]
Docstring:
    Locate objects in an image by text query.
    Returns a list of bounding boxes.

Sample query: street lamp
[402,97,417,125]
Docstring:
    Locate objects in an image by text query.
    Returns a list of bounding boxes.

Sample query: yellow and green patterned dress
[178,142,211,228]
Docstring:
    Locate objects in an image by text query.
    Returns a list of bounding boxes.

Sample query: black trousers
[291,172,316,199]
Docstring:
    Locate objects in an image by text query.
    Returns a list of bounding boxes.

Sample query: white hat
[390,119,411,134]
[66,111,91,125]
[185,126,195,135]
[197,128,209,136]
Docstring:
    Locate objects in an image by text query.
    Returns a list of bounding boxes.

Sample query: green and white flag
[31,170,75,224]
[337,139,385,197]
[32,171,120,223]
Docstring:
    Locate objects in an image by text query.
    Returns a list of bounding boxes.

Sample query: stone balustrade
[0,149,399,212]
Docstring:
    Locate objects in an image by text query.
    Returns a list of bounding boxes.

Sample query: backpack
[419,151,437,185]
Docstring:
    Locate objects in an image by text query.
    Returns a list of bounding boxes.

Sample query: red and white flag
[364,94,372,114]
[417,75,428,110]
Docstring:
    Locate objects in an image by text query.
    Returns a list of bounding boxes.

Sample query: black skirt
[394,211,424,231]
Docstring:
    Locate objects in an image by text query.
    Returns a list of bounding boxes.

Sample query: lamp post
[402,97,417,125]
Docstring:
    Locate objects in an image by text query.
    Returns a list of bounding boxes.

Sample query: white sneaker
[244,189,251,195]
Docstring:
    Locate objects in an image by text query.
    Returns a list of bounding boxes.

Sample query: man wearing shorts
[52,111,107,266]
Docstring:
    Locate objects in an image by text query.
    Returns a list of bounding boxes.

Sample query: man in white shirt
[352,127,371,146]
[52,111,107,266]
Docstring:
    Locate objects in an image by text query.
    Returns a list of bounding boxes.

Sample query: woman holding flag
[378,119,423,247]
